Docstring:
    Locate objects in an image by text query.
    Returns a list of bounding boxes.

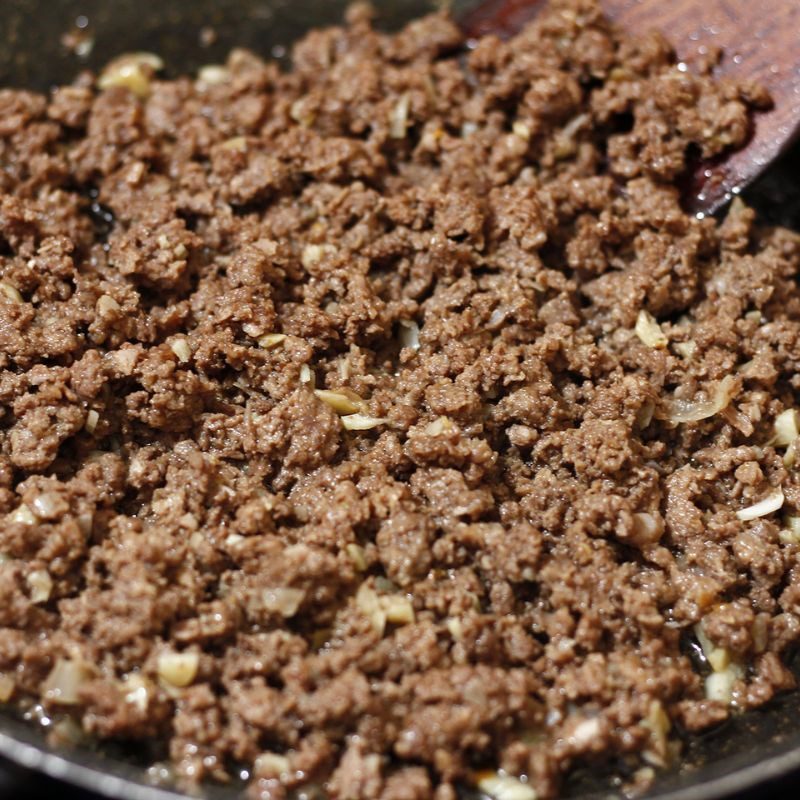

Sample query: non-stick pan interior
[1,0,442,92]
[1,1,800,798]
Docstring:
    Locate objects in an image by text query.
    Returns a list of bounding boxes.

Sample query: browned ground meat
[1,1,799,798]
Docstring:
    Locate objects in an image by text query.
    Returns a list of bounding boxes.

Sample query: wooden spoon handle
[461,0,800,213]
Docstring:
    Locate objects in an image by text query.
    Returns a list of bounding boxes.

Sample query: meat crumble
[0,1,799,798]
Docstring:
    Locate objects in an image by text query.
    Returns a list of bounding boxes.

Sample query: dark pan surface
[1,1,800,797]
[1,0,437,92]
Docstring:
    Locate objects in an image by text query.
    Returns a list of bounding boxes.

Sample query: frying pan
[1,1,800,798]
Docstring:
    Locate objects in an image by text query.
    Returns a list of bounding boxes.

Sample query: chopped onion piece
[781,530,800,545]
[389,93,411,139]
[341,414,387,431]
[446,617,463,640]
[300,364,315,386]
[301,243,335,269]
[553,112,589,157]
[242,322,265,338]
[258,333,286,349]
[375,576,397,593]
[487,308,506,329]
[27,569,53,604]
[197,65,230,85]
[635,400,655,430]
[476,771,537,800]
[425,416,455,436]
[642,699,671,739]
[569,717,602,747]
[42,658,93,705]
[356,584,386,636]
[77,509,95,536]
[110,347,138,375]
[170,338,192,363]
[302,244,322,268]
[85,409,100,434]
[346,543,367,571]
[290,98,313,126]
[512,121,531,141]
[661,375,736,424]
[561,112,589,141]
[632,512,664,544]
[382,595,415,625]
[356,582,415,630]
[398,319,420,351]
[752,616,769,654]
[157,651,199,688]
[122,674,150,712]
[9,504,36,525]
[634,310,668,349]
[96,294,120,316]
[780,516,800,545]
[254,752,290,778]
[774,409,799,447]
[736,488,784,521]
[0,281,23,303]
[32,492,66,520]
[262,587,305,618]
[221,136,248,152]
[98,52,163,98]
[673,340,697,360]
[314,390,362,415]
[0,674,14,702]
[119,52,164,71]
[707,648,731,673]
[704,664,743,705]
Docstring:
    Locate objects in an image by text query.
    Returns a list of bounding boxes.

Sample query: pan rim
[2,711,800,800]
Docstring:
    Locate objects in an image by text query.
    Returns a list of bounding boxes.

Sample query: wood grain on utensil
[462,0,800,213]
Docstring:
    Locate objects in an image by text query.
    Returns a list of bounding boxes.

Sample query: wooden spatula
[461,0,800,215]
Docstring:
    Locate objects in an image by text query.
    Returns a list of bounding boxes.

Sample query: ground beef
[1,1,799,798]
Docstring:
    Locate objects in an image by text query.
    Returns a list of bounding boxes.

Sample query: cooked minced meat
[0,1,799,798]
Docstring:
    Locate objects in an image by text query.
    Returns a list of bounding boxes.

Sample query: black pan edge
[3,704,800,800]
[1,1,800,798]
